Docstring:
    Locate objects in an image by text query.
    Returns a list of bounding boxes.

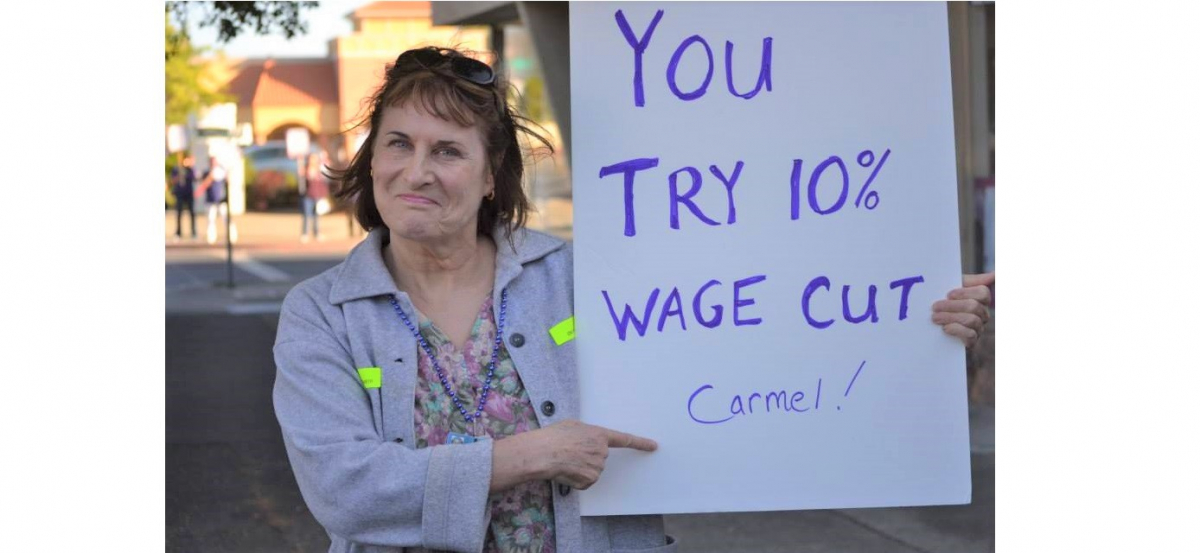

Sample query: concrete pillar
[947,2,978,274]
[969,6,993,182]
[969,4,995,273]
[515,2,571,166]
[490,23,506,64]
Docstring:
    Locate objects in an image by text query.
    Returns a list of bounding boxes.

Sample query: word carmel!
[687,360,868,425]
[601,274,924,341]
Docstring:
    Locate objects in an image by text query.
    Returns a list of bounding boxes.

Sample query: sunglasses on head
[393,48,496,86]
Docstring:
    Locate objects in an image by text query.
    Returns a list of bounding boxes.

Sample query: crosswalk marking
[234,256,291,282]
[226,301,284,315]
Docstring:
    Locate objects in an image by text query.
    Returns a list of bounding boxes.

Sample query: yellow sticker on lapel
[549,316,575,346]
[357,367,382,389]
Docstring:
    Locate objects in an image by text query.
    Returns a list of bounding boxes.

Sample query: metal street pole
[225,193,234,288]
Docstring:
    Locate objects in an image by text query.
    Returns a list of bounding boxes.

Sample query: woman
[273,47,992,553]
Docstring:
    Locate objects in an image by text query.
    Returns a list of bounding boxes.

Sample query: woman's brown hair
[331,47,553,240]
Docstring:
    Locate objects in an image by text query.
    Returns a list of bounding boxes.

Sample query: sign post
[570,2,969,516]
[286,127,311,195]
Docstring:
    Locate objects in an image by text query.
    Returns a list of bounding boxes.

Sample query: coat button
[509,333,526,347]
[558,483,571,496]
[393,438,404,443]
[541,400,555,417]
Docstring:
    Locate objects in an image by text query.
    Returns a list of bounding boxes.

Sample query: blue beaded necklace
[389,289,508,425]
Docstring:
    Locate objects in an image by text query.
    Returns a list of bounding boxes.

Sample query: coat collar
[328,225,566,305]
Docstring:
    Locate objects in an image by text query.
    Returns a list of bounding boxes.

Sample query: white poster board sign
[166,124,186,154]
[286,127,310,160]
[570,2,970,516]
[198,102,237,131]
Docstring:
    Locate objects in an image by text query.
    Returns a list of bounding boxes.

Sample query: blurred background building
[202,3,489,173]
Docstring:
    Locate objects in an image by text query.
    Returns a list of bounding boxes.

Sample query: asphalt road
[165,257,993,552]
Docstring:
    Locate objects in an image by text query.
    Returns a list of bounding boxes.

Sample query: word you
[616,9,773,106]
[687,360,868,425]
[601,273,924,341]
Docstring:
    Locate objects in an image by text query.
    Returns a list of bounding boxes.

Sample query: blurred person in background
[198,156,237,245]
[170,154,197,242]
[272,46,992,553]
[300,151,330,243]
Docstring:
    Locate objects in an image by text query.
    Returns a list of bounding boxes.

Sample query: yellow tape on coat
[549,316,575,346]
[357,367,382,389]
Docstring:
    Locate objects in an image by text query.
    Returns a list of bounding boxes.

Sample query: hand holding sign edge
[931,272,995,347]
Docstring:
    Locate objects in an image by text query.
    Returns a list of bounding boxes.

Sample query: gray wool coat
[273,227,679,553]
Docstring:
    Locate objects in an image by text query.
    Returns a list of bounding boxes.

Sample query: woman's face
[371,101,493,244]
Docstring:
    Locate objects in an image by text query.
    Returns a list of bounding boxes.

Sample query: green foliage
[164,1,316,123]
[166,1,318,48]
[165,15,231,125]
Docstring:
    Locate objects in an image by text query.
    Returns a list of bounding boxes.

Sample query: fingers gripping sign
[961,271,996,291]
[931,272,995,347]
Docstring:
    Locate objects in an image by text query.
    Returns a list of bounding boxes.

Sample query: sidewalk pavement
[165,209,358,314]
[165,199,573,258]
[165,208,367,258]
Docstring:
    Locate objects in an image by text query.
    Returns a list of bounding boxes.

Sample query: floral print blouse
[411,294,557,553]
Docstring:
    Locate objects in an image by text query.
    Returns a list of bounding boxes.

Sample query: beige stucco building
[206,1,489,163]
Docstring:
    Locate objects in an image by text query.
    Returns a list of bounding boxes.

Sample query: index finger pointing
[605,429,658,452]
